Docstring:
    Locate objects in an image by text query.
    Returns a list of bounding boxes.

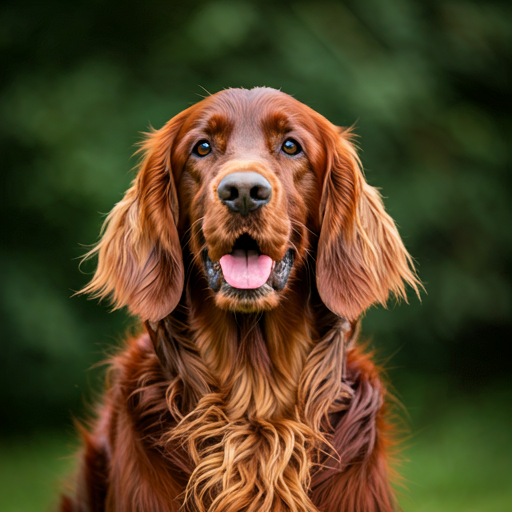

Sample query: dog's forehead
[198,88,302,138]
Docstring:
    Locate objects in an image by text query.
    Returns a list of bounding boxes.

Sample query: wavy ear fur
[81,115,186,322]
[316,125,420,321]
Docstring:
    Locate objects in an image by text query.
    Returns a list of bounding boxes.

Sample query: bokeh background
[1,0,511,510]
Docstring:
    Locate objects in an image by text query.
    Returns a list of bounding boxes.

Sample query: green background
[1,0,511,510]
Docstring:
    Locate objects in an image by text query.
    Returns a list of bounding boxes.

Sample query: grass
[0,394,510,512]
[0,431,77,512]
[398,392,512,512]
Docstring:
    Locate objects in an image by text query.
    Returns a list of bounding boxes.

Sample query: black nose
[217,172,272,214]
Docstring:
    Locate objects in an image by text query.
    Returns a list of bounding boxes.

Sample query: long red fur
[61,87,419,512]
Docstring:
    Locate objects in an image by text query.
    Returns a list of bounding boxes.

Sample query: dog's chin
[202,235,294,313]
[214,285,280,313]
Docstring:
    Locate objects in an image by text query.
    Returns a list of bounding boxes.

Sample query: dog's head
[83,88,419,321]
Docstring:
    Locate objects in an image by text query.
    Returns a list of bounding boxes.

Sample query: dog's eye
[282,139,302,156]
[193,140,212,157]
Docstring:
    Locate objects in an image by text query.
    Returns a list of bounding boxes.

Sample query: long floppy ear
[316,124,420,321]
[81,114,187,322]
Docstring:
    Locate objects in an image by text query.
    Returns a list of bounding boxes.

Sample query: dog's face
[83,88,418,322]
[175,89,323,312]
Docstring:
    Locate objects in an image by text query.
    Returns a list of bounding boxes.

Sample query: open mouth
[203,234,294,297]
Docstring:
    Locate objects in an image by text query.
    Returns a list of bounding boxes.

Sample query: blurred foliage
[1,0,511,435]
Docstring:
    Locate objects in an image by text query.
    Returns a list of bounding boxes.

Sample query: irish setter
[60,87,419,512]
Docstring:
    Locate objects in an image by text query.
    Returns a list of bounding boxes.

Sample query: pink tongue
[219,250,273,289]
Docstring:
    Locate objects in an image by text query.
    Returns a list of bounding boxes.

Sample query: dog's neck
[150,268,345,422]
[191,300,315,420]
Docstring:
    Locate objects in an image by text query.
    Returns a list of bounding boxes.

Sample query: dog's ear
[81,113,188,321]
[315,122,420,321]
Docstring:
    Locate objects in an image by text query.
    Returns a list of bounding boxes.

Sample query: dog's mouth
[203,234,294,298]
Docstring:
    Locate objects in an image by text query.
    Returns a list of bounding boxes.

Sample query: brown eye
[193,140,211,157]
[282,138,302,156]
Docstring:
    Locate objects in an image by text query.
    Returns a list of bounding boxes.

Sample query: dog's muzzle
[203,234,294,297]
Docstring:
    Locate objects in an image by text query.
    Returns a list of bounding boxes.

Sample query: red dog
[61,87,419,512]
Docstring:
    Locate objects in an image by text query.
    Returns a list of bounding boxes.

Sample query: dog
[60,87,419,512]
